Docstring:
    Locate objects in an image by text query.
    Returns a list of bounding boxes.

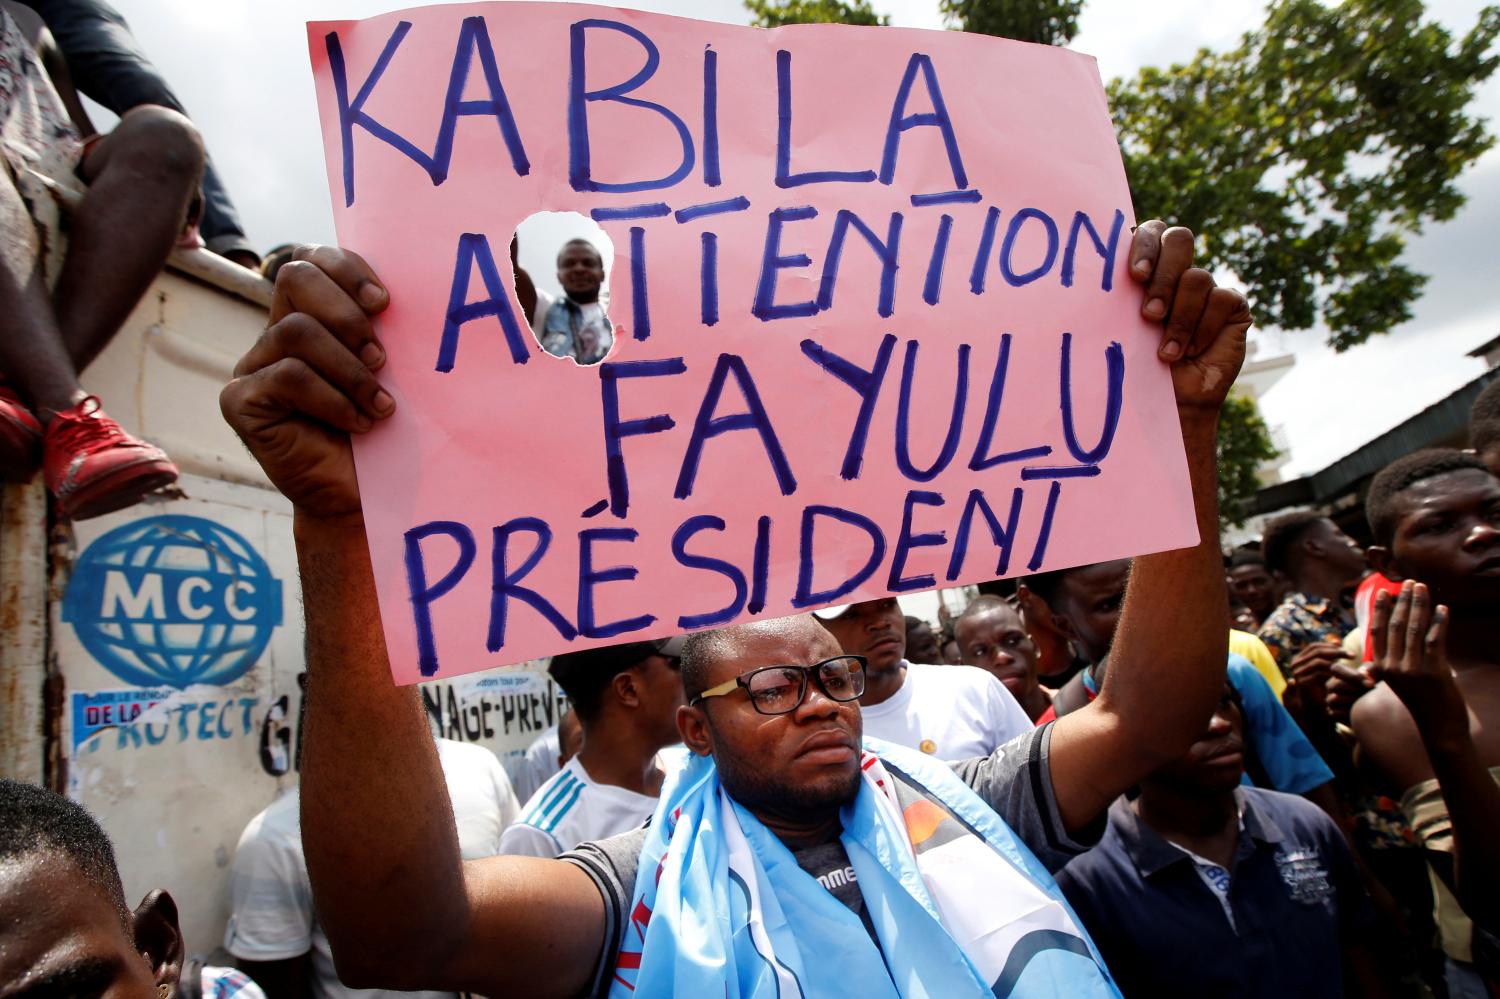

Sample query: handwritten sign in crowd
[308,3,1196,684]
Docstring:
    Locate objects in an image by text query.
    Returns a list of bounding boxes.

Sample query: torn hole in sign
[515,211,617,366]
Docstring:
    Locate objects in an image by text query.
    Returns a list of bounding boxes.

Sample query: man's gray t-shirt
[559,723,1098,997]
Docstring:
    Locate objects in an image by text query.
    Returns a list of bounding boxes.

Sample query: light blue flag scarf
[608,737,1120,998]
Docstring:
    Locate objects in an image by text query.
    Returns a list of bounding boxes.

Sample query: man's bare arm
[1049,222,1249,834]
[222,248,605,997]
[1369,583,1500,933]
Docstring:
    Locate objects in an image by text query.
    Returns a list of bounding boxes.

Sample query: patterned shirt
[1257,592,1355,675]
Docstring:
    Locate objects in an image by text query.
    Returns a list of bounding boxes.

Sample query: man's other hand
[220,246,391,525]
[1128,221,1251,415]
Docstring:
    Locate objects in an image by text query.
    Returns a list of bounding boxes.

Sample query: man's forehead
[1228,563,1269,578]
[1067,559,1129,595]
[559,243,600,263]
[0,852,126,957]
[960,603,1022,632]
[1399,468,1500,519]
[711,617,840,676]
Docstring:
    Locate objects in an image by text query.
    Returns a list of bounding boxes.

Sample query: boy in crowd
[954,595,1052,723]
[814,596,1031,758]
[1026,557,1336,801]
[1227,549,1279,628]
[1352,449,1500,992]
[0,779,195,998]
[1056,689,1387,997]
[500,639,683,857]
[1256,510,1365,678]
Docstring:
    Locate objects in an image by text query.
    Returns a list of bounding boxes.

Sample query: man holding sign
[220,214,1248,996]
[224,5,1254,994]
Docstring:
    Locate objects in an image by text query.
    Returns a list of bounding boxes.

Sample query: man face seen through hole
[556,240,604,303]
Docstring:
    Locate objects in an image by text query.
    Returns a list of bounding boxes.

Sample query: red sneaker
[44,397,177,520]
[0,380,42,481]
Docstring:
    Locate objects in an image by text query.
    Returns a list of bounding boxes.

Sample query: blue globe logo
[62,515,283,689]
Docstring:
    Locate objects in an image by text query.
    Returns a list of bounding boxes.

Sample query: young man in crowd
[1028,556,1334,800]
[533,237,612,365]
[500,639,684,857]
[1056,689,1387,998]
[0,778,190,998]
[218,223,1250,996]
[814,597,1031,759]
[225,737,518,998]
[1352,449,1500,992]
[954,595,1052,723]
[1256,510,1366,676]
[1227,549,1279,628]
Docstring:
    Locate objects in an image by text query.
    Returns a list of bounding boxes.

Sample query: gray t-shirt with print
[559,723,1098,998]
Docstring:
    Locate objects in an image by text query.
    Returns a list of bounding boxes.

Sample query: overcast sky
[103,0,1499,478]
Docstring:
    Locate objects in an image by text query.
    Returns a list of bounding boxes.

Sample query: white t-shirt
[859,661,1033,761]
[224,739,519,999]
[500,755,658,858]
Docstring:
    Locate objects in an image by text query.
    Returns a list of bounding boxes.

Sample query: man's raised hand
[1128,220,1251,414]
[1371,581,1468,731]
[220,246,391,525]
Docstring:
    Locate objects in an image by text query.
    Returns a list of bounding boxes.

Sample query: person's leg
[0,164,69,475]
[38,1,257,266]
[56,104,203,371]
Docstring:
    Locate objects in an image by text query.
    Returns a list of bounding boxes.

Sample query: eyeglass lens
[744,657,864,714]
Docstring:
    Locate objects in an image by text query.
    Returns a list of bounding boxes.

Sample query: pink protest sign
[307,3,1196,685]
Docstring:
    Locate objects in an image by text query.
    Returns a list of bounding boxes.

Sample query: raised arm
[1048,222,1250,833]
[220,248,605,998]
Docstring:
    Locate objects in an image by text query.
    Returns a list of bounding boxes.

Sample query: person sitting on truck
[0,1,200,519]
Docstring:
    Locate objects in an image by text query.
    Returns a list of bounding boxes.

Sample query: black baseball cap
[547,637,685,703]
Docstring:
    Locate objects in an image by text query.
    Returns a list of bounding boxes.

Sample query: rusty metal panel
[0,480,49,783]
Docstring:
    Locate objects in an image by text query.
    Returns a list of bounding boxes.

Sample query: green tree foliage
[1110,0,1500,351]
[1218,394,1280,530]
[744,0,887,27]
[938,0,1082,45]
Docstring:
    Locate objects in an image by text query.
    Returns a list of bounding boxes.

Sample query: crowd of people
[1,3,1497,997]
[11,214,1499,999]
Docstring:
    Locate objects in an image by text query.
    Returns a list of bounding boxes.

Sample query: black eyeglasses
[689,656,867,716]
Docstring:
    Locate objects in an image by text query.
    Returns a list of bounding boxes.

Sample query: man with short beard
[218,222,1250,997]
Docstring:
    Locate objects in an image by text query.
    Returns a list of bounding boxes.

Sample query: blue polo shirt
[1056,787,1373,998]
